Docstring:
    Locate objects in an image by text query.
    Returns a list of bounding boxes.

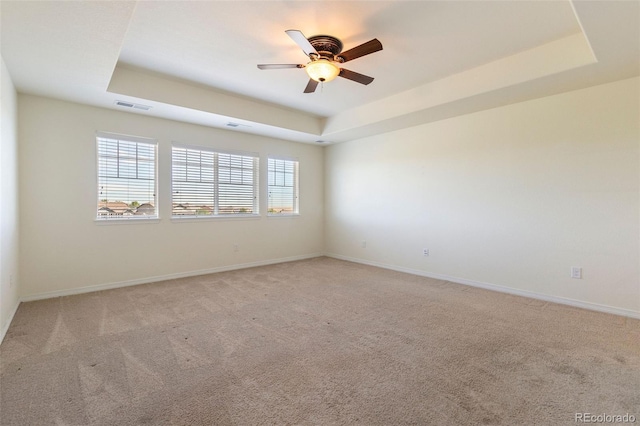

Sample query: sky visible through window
[172,146,257,215]
[268,158,297,214]
[97,139,294,217]
[97,137,156,205]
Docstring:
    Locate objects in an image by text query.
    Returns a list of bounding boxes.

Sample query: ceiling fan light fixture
[257,30,382,93]
[305,59,340,83]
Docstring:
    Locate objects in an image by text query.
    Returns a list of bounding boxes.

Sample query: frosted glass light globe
[305,59,340,82]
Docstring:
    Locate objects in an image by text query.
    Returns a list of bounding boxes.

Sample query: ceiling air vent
[115,100,152,111]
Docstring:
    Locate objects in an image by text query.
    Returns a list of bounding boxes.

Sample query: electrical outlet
[233,244,239,252]
[571,267,582,279]
[9,274,14,288]
[423,248,429,257]
[361,241,367,248]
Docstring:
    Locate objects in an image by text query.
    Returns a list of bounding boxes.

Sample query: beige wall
[1,57,20,339]
[18,95,324,298]
[325,77,640,316]
[10,77,640,319]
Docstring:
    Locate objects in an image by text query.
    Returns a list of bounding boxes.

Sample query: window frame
[171,143,260,220]
[267,156,299,217]
[95,132,158,222]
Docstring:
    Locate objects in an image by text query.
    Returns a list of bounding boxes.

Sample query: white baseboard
[20,253,324,302]
[326,253,640,320]
[12,251,639,327]
[1,299,21,344]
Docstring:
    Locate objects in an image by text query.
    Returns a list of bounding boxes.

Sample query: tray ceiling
[1,1,638,144]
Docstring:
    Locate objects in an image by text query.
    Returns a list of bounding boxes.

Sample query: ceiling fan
[257,30,383,93]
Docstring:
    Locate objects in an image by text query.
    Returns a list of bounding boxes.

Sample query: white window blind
[268,157,298,215]
[97,134,157,220]
[172,145,258,217]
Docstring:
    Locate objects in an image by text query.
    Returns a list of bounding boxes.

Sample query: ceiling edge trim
[322,32,597,138]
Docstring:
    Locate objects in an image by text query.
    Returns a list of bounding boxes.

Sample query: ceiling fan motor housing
[307,35,344,61]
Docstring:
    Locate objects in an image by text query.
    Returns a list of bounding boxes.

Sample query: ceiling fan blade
[339,68,374,85]
[338,39,383,63]
[257,64,304,70]
[286,29,318,57]
[304,79,319,93]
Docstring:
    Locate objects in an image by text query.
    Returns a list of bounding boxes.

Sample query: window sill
[171,214,261,223]
[95,217,160,225]
[267,213,300,218]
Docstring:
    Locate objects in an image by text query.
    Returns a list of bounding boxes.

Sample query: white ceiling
[1,1,638,144]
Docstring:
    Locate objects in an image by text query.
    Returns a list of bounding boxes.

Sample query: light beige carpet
[1,257,638,425]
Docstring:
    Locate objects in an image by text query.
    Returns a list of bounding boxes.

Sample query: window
[172,145,258,217]
[97,133,157,220]
[268,157,298,215]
